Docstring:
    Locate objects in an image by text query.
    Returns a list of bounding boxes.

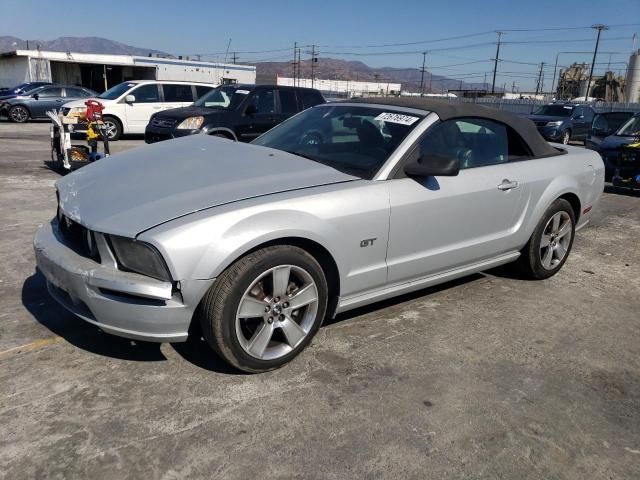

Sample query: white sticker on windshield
[375,112,420,126]
[236,89,250,94]
[564,106,573,109]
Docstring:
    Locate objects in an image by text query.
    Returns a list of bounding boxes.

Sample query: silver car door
[386,118,524,284]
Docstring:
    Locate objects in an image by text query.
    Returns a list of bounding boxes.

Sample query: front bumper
[144,125,198,144]
[33,220,199,342]
[536,125,564,141]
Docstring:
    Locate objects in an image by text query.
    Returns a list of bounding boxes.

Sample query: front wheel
[102,116,122,141]
[198,245,328,372]
[517,199,575,280]
[560,129,571,145]
[8,105,29,123]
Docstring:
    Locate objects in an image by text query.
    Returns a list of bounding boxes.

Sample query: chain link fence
[452,97,640,116]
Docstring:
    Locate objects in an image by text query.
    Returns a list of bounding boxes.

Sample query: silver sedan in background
[34,98,604,372]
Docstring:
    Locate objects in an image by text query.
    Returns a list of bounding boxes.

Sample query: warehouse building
[276,76,401,98]
[0,49,256,92]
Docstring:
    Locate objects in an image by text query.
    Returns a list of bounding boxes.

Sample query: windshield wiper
[281,149,316,161]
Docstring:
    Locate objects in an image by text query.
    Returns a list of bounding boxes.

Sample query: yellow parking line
[0,336,63,359]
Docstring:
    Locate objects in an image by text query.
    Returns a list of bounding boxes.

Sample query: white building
[277,76,401,98]
[0,49,256,92]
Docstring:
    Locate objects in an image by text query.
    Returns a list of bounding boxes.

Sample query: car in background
[0,81,54,100]
[597,112,640,180]
[144,84,325,144]
[36,98,604,372]
[585,111,635,151]
[0,85,96,122]
[528,103,595,145]
[62,80,216,141]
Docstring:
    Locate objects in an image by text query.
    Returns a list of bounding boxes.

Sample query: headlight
[546,120,563,126]
[176,116,204,130]
[107,235,172,282]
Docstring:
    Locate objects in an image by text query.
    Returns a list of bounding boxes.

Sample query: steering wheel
[299,131,324,146]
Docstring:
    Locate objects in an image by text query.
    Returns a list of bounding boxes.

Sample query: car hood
[155,106,225,120]
[527,115,567,123]
[62,97,108,108]
[599,134,637,151]
[56,135,358,237]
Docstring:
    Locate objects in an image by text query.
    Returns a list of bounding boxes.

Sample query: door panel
[31,87,64,117]
[235,89,279,141]
[387,165,522,284]
[123,84,161,133]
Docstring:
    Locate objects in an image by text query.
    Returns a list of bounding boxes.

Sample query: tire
[103,116,122,141]
[8,105,29,123]
[560,129,571,145]
[517,199,576,280]
[198,245,328,373]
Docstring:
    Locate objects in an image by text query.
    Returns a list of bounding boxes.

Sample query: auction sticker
[374,112,420,126]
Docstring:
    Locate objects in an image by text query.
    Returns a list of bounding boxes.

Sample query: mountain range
[0,36,486,93]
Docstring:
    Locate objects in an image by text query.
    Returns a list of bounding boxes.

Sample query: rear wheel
[198,245,328,372]
[517,199,575,279]
[8,105,29,123]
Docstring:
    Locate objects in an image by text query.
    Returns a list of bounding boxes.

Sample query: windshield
[193,86,250,109]
[592,113,633,132]
[532,105,574,117]
[616,115,640,136]
[252,105,425,180]
[98,82,135,100]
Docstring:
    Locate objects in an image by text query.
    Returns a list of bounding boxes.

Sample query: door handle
[498,179,519,191]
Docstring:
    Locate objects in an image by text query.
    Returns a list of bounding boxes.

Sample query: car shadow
[23,269,246,373]
[23,270,166,362]
[22,265,521,373]
[604,184,640,197]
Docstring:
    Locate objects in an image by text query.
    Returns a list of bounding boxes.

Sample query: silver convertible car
[34,98,604,372]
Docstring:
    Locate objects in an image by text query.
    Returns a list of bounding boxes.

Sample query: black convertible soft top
[341,97,561,158]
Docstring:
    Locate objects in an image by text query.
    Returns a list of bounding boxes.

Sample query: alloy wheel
[235,265,319,360]
[103,120,118,139]
[561,131,570,145]
[10,106,28,123]
[539,211,572,270]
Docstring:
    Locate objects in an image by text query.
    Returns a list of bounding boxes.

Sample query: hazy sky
[2,0,639,90]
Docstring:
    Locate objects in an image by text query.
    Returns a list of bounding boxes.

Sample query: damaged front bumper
[33,220,206,342]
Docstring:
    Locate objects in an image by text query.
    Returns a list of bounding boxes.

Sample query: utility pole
[585,24,609,101]
[491,31,503,95]
[512,81,516,93]
[231,52,239,64]
[308,45,319,88]
[419,51,427,96]
[483,72,487,91]
[292,42,298,86]
[551,52,560,98]
[535,62,545,96]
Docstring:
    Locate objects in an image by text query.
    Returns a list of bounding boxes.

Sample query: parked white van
[62,80,216,140]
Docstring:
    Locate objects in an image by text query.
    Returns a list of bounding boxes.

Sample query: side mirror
[245,104,257,116]
[124,94,136,103]
[32,93,39,100]
[405,154,460,177]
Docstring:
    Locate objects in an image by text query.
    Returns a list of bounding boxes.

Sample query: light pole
[585,24,609,101]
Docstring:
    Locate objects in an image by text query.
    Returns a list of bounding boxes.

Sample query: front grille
[57,213,100,262]
[150,118,177,128]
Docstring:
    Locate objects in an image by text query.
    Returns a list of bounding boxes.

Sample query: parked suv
[0,85,96,122]
[527,103,595,144]
[62,80,216,140]
[144,84,325,143]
